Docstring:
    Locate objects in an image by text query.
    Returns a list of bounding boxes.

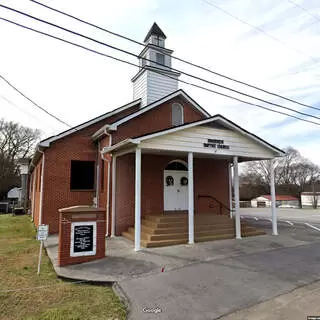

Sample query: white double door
[164,170,188,211]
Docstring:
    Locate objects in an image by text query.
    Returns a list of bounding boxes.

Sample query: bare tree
[0,119,40,199]
[240,147,320,207]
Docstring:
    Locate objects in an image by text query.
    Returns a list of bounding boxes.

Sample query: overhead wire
[2,4,320,122]
[29,0,319,111]
[0,74,71,127]
[1,16,320,127]
[287,0,320,23]
[201,0,318,63]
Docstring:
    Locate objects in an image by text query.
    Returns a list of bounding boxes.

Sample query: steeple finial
[144,22,166,43]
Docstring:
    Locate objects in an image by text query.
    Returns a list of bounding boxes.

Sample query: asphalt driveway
[118,221,320,320]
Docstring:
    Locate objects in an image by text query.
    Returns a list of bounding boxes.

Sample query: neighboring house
[28,23,285,248]
[301,192,320,208]
[7,187,22,202]
[251,195,299,208]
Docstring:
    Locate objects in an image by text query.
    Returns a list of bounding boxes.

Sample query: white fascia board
[39,99,140,147]
[133,115,284,156]
[101,139,139,154]
[112,90,210,128]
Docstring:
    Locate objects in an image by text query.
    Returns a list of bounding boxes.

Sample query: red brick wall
[194,158,229,213]
[31,103,139,234]
[115,153,135,235]
[114,154,229,235]
[112,97,205,144]
[31,97,208,234]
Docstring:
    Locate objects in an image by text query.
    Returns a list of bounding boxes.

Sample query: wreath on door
[166,175,174,186]
[180,177,188,186]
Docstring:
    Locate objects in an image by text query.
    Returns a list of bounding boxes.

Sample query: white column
[270,159,278,235]
[233,156,241,239]
[228,163,233,218]
[135,148,142,251]
[188,152,194,244]
[111,156,117,237]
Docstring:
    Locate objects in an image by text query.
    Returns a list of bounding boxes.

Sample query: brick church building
[29,23,284,250]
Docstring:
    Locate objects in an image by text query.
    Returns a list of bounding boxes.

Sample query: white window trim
[172,103,184,126]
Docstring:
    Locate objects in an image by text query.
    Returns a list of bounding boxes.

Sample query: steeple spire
[132,23,180,107]
[144,22,166,43]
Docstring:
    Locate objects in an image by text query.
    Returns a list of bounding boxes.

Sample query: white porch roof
[102,115,285,161]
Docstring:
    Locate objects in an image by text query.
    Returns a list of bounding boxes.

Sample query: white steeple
[132,23,180,107]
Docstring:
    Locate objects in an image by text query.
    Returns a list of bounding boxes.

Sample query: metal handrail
[197,194,231,215]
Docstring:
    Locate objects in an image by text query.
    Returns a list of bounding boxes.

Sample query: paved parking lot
[241,207,320,224]
[118,219,320,320]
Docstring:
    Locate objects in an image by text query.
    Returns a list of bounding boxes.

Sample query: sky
[0,0,320,164]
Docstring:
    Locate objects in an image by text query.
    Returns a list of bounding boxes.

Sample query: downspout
[38,147,45,226]
[101,130,112,237]
[29,161,36,221]
[95,141,100,208]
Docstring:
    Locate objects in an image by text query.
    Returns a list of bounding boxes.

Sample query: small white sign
[37,225,49,241]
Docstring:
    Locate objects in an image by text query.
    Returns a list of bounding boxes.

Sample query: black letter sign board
[73,225,94,253]
[203,138,230,150]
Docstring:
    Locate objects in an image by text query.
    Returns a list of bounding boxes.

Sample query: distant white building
[251,195,299,208]
[7,187,22,201]
[301,192,320,208]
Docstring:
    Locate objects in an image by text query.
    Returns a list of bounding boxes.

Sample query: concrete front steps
[121,213,265,248]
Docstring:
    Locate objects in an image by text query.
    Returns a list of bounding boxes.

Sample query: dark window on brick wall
[70,160,95,190]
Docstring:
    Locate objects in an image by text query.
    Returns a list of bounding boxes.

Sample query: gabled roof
[102,114,285,157]
[144,22,166,42]
[39,99,141,147]
[105,89,210,131]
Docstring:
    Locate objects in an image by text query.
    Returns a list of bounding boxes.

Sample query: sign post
[36,224,49,275]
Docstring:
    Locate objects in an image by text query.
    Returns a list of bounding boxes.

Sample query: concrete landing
[45,232,312,283]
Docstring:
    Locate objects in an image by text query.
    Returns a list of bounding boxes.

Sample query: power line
[0,94,42,123]
[201,0,318,64]
[0,74,71,128]
[1,16,320,128]
[287,0,320,23]
[29,0,318,111]
[2,4,320,122]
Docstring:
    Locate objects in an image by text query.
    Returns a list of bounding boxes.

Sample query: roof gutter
[101,139,139,154]
[100,132,113,237]
[92,124,117,141]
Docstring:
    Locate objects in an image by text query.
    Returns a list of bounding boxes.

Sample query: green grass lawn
[0,214,127,320]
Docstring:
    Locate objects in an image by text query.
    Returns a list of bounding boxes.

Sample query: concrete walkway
[44,223,320,319]
[45,231,312,282]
